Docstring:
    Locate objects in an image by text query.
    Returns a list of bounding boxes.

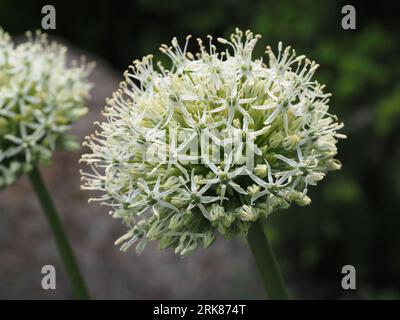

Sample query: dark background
[0,0,399,299]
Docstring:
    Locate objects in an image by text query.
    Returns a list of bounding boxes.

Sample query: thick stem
[247,217,289,299]
[28,166,89,300]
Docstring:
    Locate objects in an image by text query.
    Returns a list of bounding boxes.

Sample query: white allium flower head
[81,29,346,256]
[0,29,93,188]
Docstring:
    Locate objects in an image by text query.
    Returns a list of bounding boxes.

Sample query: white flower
[81,29,345,256]
[0,29,93,188]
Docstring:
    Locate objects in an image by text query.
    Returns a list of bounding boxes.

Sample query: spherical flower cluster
[81,29,345,256]
[0,29,93,188]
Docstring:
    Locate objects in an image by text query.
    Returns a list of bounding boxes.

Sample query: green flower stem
[28,166,89,300]
[247,217,289,299]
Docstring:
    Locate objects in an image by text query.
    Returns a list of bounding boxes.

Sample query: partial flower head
[81,29,345,256]
[0,29,93,188]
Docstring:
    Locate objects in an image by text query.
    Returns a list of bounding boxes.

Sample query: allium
[0,29,93,188]
[81,29,345,256]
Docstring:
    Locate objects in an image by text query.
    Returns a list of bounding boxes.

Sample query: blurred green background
[1,0,399,299]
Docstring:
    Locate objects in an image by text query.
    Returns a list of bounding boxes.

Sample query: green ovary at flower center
[147,193,158,205]
[219,172,229,183]
[190,193,201,203]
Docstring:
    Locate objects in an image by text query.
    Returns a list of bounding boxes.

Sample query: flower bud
[254,164,268,178]
[237,205,259,222]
